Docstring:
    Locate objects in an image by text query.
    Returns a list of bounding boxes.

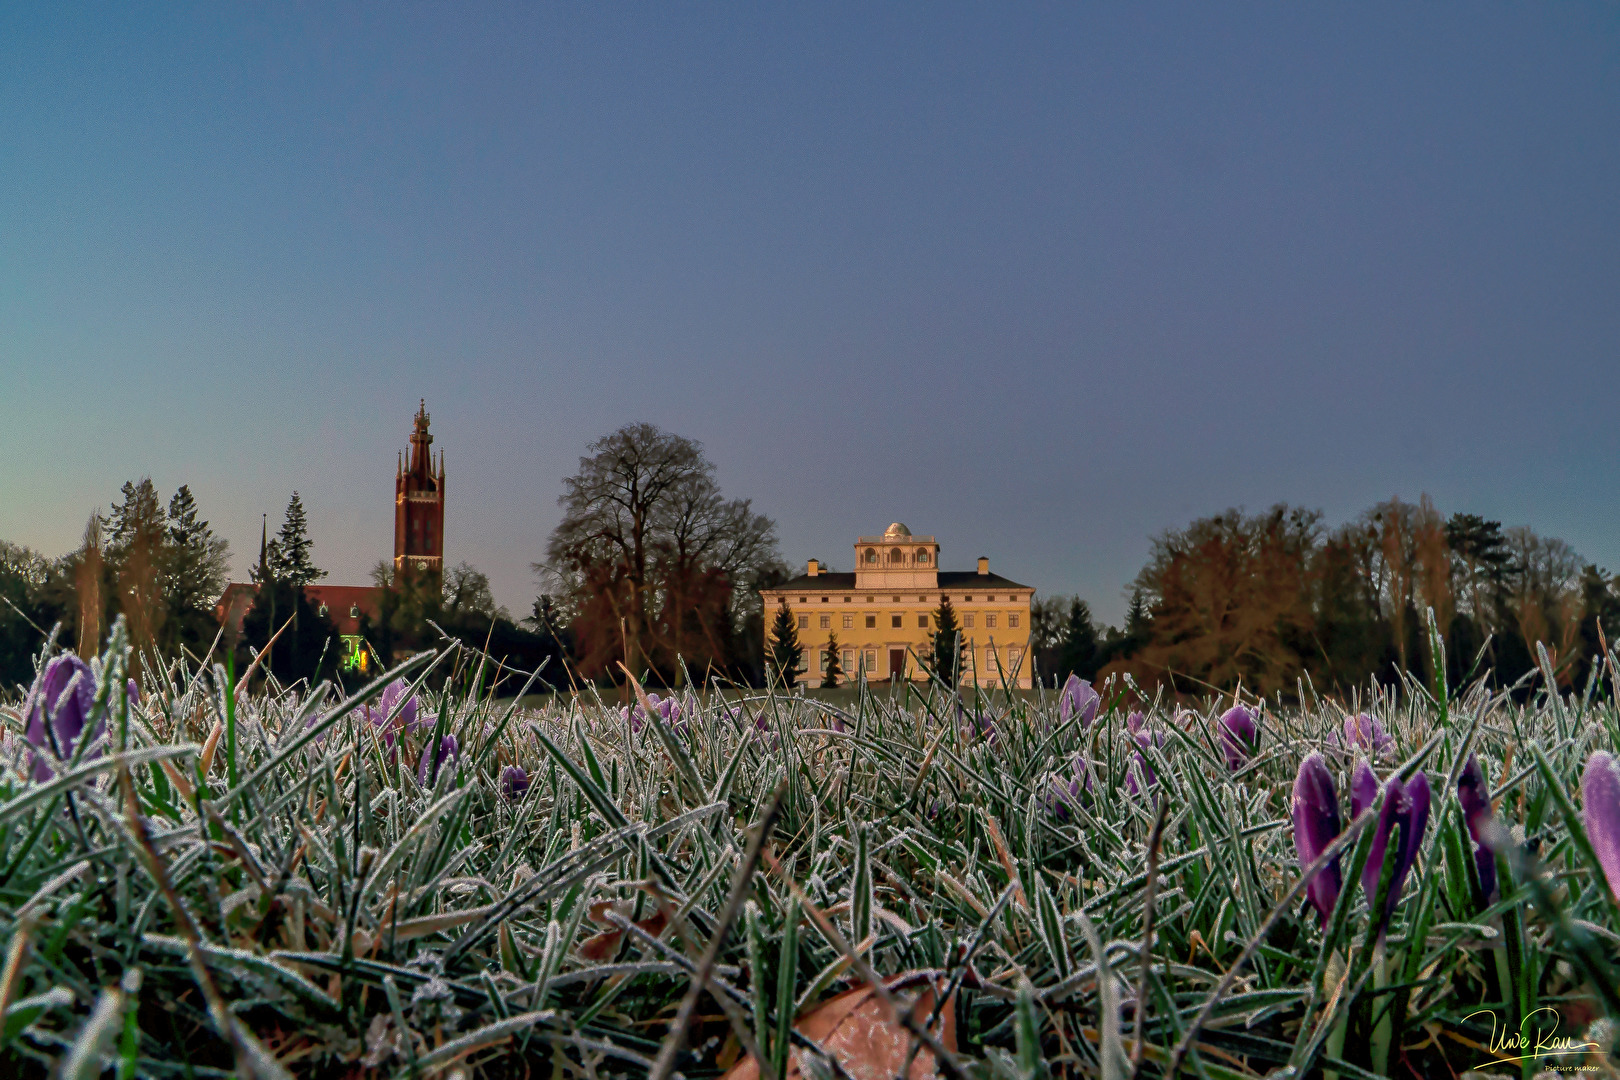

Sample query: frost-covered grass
[1,620,1617,1078]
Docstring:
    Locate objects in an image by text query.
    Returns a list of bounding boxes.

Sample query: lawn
[2,619,1617,1077]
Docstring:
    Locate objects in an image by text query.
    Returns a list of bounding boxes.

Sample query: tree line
[1027,497,1620,701]
[1,481,231,687]
[9,436,1609,705]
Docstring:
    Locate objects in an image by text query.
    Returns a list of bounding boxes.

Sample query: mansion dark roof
[765,570,1031,593]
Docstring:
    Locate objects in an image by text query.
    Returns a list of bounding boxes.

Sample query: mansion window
[798,615,809,629]
[820,615,831,629]
[985,648,999,670]
[865,650,877,670]
[1008,613,1019,628]
[865,615,876,628]
[842,649,854,669]
[965,614,975,628]
[918,615,929,628]
[864,548,878,563]
[916,550,930,564]
[843,614,853,629]
[891,615,902,628]
[986,614,997,629]
[1009,648,1022,669]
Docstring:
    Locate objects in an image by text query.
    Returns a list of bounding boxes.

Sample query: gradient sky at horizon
[3,4,1618,625]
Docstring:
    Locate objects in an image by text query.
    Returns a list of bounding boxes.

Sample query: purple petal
[1059,675,1100,728]
[1217,705,1259,771]
[1457,754,1497,900]
[418,734,458,787]
[499,765,530,800]
[1350,759,1379,820]
[24,655,100,782]
[1292,753,1343,925]
[1583,751,1620,904]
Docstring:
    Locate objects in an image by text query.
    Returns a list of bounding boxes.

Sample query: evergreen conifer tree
[820,631,842,688]
[1057,598,1100,682]
[768,599,802,689]
[269,493,324,587]
[105,478,167,666]
[163,485,230,651]
[928,595,965,688]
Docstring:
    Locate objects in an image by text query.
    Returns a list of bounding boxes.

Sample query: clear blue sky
[3,5,1617,625]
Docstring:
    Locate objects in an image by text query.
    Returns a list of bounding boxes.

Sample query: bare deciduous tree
[543,422,779,685]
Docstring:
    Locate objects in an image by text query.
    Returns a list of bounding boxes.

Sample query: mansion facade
[759,523,1036,688]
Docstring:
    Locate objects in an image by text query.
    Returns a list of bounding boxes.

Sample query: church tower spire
[394,399,446,580]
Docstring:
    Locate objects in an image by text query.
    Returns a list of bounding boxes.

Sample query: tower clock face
[416,559,429,571]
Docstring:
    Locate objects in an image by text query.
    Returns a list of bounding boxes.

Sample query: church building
[216,401,447,672]
[759,523,1036,688]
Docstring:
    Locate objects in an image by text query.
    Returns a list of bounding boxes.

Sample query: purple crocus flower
[23,654,102,782]
[1047,757,1095,820]
[1350,760,1430,936]
[126,680,140,709]
[365,679,424,746]
[1047,775,1084,820]
[1456,754,1497,901]
[1581,751,1620,903]
[417,734,458,787]
[1058,675,1100,728]
[1124,711,1165,796]
[1341,714,1395,760]
[1217,705,1260,771]
[499,765,530,801]
[1292,753,1343,926]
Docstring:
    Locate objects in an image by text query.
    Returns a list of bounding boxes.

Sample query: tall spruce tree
[820,631,842,689]
[163,485,230,652]
[1056,598,1100,682]
[269,492,324,587]
[928,595,965,688]
[106,478,167,667]
[768,599,803,689]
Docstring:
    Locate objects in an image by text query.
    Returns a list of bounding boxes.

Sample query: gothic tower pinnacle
[394,400,446,579]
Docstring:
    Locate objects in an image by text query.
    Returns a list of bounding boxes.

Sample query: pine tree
[269,492,324,587]
[106,478,167,666]
[1057,598,1100,682]
[928,595,965,688]
[768,599,803,689]
[160,485,230,653]
[820,631,842,689]
[164,485,230,649]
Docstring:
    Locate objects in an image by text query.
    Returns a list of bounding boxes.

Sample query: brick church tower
[395,400,446,579]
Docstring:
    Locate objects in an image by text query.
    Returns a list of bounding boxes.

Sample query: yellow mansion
[760,523,1036,688]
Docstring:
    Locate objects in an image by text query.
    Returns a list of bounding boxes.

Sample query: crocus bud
[23,654,102,782]
[1456,754,1497,900]
[1352,760,1430,937]
[418,734,458,787]
[1059,675,1100,728]
[1217,705,1260,771]
[1582,751,1620,903]
[1292,753,1343,926]
[1342,714,1394,760]
[1124,711,1164,796]
[499,765,530,801]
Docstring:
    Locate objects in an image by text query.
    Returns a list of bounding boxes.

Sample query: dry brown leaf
[577,909,670,962]
[721,970,955,1080]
